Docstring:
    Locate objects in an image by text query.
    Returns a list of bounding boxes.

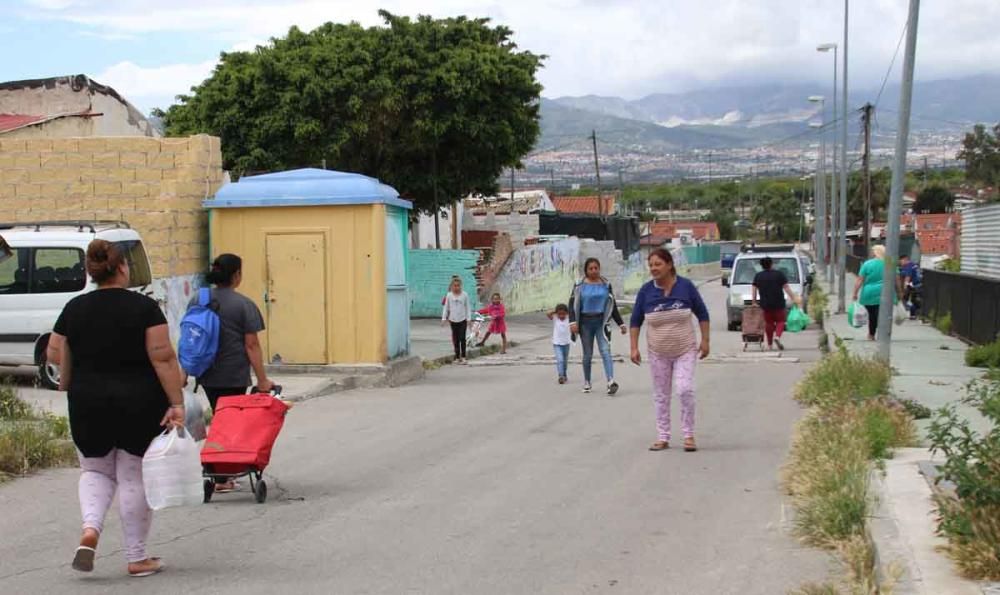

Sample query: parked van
[0,221,154,388]
[723,250,812,332]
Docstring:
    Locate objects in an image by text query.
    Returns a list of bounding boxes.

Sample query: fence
[922,269,1000,345]
[681,244,721,265]
[538,213,640,258]
[961,202,1000,279]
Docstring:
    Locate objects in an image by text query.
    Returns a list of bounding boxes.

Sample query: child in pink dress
[476,293,508,354]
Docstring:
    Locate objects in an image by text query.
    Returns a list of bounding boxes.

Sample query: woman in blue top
[629,248,710,452]
[568,258,626,395]
[852,244,887,341]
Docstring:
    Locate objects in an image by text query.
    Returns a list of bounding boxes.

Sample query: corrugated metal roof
[0,113,46,133]
[205,168,412,210]
[961,202,1000,279]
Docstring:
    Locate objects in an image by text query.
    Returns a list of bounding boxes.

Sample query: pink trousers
[648,349,698,442]
[78,449,152,563]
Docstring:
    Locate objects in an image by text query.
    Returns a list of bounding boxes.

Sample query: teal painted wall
[682,244,722,265]
[408,249,481,318]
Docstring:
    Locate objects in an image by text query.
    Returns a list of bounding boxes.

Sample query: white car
[724,251,812,332]
[0,221,154,389]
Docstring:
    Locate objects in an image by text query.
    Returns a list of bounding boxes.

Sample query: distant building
[550,194,616,216]
[649,221,720,242]
[0,74,158,138]
[901,212,961,257]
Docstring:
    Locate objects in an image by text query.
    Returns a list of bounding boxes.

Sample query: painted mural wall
[150,274,204,345]
[492,238,582,315]
[408,249,481,318]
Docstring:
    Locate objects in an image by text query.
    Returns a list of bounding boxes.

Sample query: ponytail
[206,253,242,287]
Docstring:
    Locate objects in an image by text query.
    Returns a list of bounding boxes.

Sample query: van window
[33,248,86,293]
[732,257,801,285]
[115,240,152,287]
[0,248,29,295]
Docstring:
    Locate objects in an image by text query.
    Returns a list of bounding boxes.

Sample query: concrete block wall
[0,134,224,279]
[462,210,540,248]
[579,239,625,292]
[408,249,481,318]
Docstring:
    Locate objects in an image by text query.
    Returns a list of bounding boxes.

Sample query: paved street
[0,282,834,594]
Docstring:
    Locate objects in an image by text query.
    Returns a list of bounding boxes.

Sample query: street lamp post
[800,175,812,244]
[817,43,838,291]
[808,98,827,279]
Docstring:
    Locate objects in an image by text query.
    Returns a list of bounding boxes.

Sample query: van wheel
[37,350,60,391]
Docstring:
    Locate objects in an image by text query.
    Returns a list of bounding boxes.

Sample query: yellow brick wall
[0,134,223,278]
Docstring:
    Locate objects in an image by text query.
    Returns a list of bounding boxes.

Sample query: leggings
[78,449,152,563]
[579,315,614,384]
[450,321,468,359]
[865,304,880,337]
[649,350,698,442]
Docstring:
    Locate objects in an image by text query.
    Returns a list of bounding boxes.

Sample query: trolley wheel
[743,342,747,352]
[203,479,215,503]
[254,480,267,503]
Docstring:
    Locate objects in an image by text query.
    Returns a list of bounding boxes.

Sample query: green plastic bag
[786,306,811,333]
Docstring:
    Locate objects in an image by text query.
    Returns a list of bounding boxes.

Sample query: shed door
[265,233,327,364]
[385,208,409,358]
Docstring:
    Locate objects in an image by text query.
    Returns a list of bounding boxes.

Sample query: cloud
[94,59,218,112]
[21,0,1000,101]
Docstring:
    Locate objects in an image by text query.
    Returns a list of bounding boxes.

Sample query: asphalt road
[0,282,834,594]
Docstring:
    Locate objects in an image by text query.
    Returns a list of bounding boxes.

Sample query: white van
[723,250,812,331]
[0,221,154,388]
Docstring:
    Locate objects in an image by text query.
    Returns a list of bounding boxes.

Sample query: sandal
[72,546,96,573]
[128,557,164,578]
[648,441,669,451]
[684,437,697,452]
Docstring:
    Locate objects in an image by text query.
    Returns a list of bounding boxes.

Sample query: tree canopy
[957,123,1000,187]
[158,11,544,213]
[914,185,955,214]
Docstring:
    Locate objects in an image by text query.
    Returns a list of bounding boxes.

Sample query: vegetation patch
[934,312,953,336]
[786,344,914,593]
[809,286,829,328]
[928,377,1000,580]
[965,338,1000,369]
[0,385,75,481]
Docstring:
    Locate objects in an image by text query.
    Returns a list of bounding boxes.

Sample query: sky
[2,0,999,114]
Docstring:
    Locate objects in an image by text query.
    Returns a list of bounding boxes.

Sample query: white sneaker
[607,380,619,395]
[582,383,592,394]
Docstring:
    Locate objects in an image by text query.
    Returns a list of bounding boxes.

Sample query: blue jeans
[579,315,614,384]
[554,344,570,378]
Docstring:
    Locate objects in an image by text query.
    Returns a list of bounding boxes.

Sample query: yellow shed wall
[209,203,388,364]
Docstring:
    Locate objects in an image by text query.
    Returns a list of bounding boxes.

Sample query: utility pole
[862,102,873,252]
[550,168,555,190]
[923,156,929,187]
[510,168,515,202]
[591,130,604,218]
[708,151,713,183]
[617,169,625,215]
[878,0,920,360]
[837,0,850,314]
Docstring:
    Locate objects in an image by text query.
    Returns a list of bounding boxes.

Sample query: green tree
[159,11,544,215]
[957,123,1000,187]
[914,185,955,214]
[846,168,891,227]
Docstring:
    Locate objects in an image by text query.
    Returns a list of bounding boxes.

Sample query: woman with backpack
[185,254,273,492]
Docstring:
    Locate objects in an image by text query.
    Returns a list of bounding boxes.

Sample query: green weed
[935,312,953,336]
[794,346,891,409]
[0,385,75,481]
[965,339,1000,369]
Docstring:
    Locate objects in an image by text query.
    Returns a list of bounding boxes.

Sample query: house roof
[206,168,412,210]
[640,234,670,246]
[0,110,101,135]
[550,195,615,215]
[650,221,720,240]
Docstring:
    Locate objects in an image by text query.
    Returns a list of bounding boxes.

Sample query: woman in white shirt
[442,277,471,364]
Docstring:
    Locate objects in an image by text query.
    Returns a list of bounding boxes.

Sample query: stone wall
[408,249,481,318]
[0,134,223,279]
[462,209,539,248]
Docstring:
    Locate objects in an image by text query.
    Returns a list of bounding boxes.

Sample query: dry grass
[0,385,75,481]
[794,346,891,410]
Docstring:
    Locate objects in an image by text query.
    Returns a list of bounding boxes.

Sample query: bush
[928,377,1000,579]
[795,346,891,409]
[897,397,933,420]
[0,385,75,481]
[809,286,829,327]
[965,339,1000,369]
[935,312,953,335]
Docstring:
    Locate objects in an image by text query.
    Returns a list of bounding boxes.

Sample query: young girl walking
[476,293,508,354]
[442,277,471,364]
[548,303,573,384]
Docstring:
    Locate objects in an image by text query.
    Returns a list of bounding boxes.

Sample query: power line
[874,20,909,108]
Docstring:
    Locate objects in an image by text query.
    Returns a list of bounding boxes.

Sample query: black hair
[555,303,569,313]
[207,253,242,287]
[583,257,601,276]
[760,256,773,270]
[491,292,502,300]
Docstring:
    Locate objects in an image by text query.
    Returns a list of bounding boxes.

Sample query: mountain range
[536,74,1000,152]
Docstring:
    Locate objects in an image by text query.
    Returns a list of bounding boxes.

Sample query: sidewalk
[409,312,553,363]
[819,272,995,594]
[820,272,989,437]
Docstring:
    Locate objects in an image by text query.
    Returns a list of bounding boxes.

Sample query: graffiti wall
[492,238,582,314]
[149,274,204,345]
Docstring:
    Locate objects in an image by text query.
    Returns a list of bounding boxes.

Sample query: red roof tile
[649,221,720,241]
[551,195,616,216]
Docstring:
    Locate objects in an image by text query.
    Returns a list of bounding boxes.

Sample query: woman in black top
[47,239,184,578]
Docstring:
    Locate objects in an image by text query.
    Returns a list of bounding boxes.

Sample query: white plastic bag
[851,302,868,329]
[894,302,908,326]
[183,389,206,442]
[143,427,204,510]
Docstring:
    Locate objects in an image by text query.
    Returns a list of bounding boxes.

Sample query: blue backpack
[178,288,220,378]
